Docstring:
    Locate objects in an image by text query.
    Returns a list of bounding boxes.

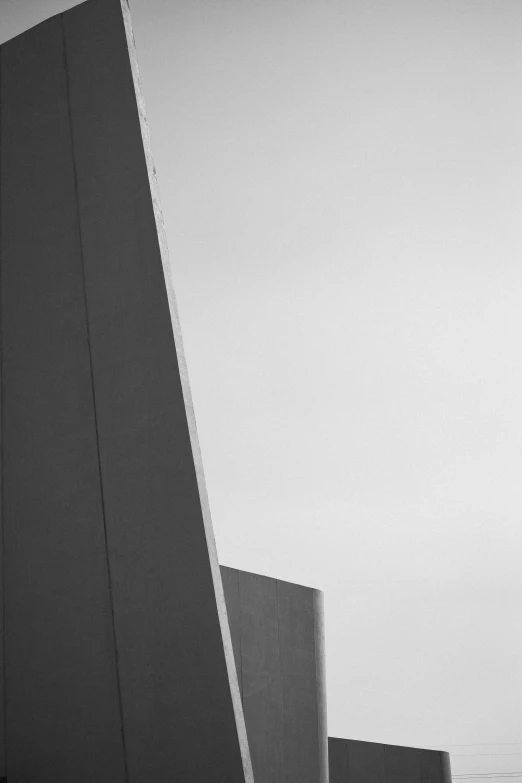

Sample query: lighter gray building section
[0,1,251,780]
[328,738,452,783]
[222,566,328,783]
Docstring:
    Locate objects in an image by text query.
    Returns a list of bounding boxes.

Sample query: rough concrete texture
[328,738,452,783]
[0,1,252,780]
[222,566,328,783]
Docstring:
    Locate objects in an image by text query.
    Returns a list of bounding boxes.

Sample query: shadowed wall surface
[221,565,328,783]
[0,1,252,780]
[329,738,452,783]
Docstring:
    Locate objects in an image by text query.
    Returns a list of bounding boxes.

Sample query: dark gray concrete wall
[222,566,328,783]
[1,15,126,780]
[0,1,251,780]
[328,738,452,783]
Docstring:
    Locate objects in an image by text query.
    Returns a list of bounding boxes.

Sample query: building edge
[119,3,254,780]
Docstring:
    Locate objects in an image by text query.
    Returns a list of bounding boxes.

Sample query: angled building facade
[0,1,252,780]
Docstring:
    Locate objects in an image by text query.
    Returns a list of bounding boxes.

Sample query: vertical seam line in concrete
[0,45,7,778]
[60,15,130,782]
[275,579,285,782]
[237,569,244,704]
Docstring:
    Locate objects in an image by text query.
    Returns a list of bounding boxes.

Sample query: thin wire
[427,744,522,748]
[454,755,522,758]
[453,775,522,779]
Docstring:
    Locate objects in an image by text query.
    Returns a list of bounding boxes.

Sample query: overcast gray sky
[3,0,522,778]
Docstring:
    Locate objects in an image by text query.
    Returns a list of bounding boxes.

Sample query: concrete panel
[239,570,283,783]
[61,2,250,780]
[328,738,348,782]
[348,740,386,783]
[222,567,327,783]
[384,744,422,783]
[0,1,252,780]
[329,739,450,783]
[0,17,126,782]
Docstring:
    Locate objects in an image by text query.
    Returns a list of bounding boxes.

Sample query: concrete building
[0,1,454,780]
[223,567,452,783]
[221,567,328,783]
[0,1,252,780]
[329,738,451,783]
